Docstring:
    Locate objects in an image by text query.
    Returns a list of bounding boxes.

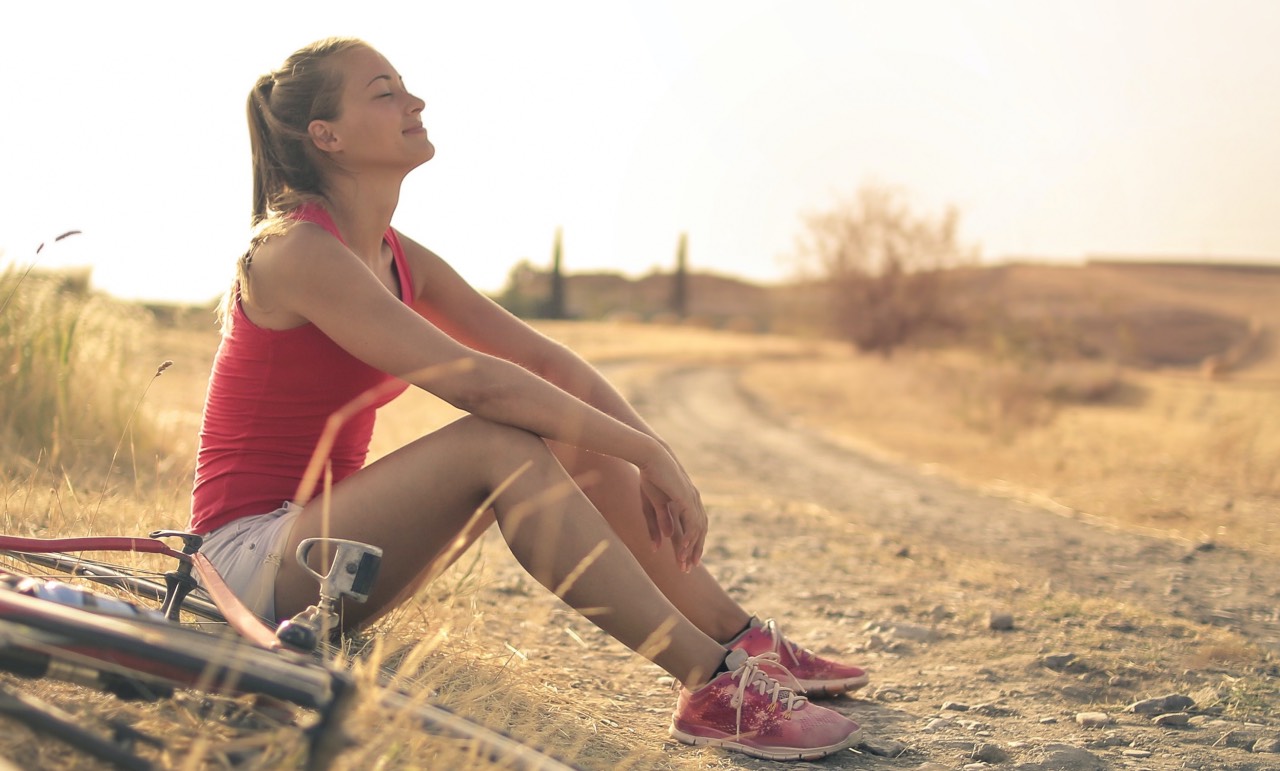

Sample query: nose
[408,92,425,114]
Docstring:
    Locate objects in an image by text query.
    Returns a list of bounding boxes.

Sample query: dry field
[2,260,1278,769]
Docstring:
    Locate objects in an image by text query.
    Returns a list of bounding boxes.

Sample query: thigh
[274,416,534,624]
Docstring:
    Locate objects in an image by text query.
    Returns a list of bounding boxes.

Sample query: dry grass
[742,262,1280,557]
[741,351,1280,557]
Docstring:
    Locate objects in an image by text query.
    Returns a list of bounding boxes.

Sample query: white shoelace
[760,618,808,664]
[728,652,809,737]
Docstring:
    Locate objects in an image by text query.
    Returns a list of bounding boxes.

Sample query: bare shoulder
[242,222,354,327]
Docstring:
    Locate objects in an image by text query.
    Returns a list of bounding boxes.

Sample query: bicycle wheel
[0,569,581,771]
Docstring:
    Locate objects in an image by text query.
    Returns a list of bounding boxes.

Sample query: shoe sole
[800,673,871,697]
[670,724,862,761]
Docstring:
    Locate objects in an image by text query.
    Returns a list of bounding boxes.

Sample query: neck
[321,171,405,261]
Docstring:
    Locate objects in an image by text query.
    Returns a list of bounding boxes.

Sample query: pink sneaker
[670,648,862,760]
[729,618,870,697]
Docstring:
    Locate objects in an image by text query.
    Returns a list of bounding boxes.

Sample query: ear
[308,120,342,154]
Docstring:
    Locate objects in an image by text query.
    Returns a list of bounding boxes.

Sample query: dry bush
[946,358,1125,437]
[791,184,978,357]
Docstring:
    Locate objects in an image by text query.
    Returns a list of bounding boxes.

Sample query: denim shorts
[198,502,301,623]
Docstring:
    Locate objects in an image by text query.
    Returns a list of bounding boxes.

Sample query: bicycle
[0,530,580,771]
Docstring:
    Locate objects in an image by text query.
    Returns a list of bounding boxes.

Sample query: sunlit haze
[2,0,1278,304]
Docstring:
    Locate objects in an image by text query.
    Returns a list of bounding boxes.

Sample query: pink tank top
[189,205,413,534]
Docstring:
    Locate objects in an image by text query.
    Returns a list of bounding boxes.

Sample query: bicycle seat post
[149,530,204,622]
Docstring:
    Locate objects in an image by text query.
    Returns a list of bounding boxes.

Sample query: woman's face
[315,46,434,172]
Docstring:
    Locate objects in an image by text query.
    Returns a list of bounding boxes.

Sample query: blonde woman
[190,37,867,761]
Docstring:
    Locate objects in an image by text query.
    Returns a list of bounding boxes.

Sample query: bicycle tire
[0,567,582,771]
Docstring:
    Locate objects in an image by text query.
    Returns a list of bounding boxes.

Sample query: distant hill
[499,267,778,332]
[501,259,1280,378]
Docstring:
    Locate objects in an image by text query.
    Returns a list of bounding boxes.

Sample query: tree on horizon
[671,232,689,319]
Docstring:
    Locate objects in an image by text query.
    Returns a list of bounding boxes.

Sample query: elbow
[434,363,517,417]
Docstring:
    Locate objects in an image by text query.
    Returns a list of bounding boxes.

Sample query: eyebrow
[365,74,404,88]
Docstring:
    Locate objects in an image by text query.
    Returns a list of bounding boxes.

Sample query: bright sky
[2,0,1278,304]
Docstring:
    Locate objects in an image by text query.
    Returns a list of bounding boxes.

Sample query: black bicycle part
[148,530,204,621]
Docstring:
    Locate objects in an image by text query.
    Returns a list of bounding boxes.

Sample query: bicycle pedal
[295,538,382,605]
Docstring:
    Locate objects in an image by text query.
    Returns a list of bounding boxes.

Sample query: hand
[637,449,707,573]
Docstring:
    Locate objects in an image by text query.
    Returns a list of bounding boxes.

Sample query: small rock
[1153,712,1190,727]
[972,702,1017,717]
[1075,712,1112,728]
[1122,749,1152,758]
[1127,693,1194,714]
[656,676,675,687]
[988,611,1015,631]
[924,717,952,732]
[1042,653,1077,670]
[962,764,986,770]
[973,743,1010,763]
[942,701,971,712]
[1039,743,1106,770]
[1218,729,1259,749]
[857,735,907,757]
[1039,716,1059,724]
[1253,736,1280,753]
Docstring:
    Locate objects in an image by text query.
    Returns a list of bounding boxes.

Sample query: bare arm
[248,225,704,566]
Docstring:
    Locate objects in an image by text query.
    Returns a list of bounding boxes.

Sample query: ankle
[717,614,758,646]
[683,647,746,690]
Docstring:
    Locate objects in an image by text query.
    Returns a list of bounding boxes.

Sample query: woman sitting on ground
[189,36,868,762]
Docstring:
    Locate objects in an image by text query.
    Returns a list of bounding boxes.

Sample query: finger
[690,522,707,568]
[666,502,688,568]
[668,501,692,566]
[658,496,676,538]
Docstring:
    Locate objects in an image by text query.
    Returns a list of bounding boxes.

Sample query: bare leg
[274,416,727,687]
[546,441,752,644]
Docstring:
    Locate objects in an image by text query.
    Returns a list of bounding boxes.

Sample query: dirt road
[646,365,1280,656]
[478,359,1279,770]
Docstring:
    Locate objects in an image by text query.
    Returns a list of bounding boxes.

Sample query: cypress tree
[671,232,688,319]
[547,227,566,319]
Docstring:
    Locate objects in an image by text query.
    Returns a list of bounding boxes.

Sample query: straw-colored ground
[2,261,1278,769]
